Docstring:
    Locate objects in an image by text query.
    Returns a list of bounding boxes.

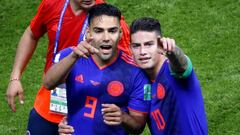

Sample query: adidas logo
[75,74,84,83]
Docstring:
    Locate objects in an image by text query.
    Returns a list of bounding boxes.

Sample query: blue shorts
[27,108,58,135]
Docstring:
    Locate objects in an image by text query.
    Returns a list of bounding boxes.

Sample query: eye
[131,43,140,49]
[93,28,103,33]
[109,28,118,33]
[145,42,154,47]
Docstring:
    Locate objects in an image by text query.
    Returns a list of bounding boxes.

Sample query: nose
[103,31,110,43]
[139,45,147,56]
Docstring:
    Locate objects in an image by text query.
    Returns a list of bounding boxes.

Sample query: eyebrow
[131,40,154,45]
[93,26,119,30]
[109,27,119,30]
[144,41,154,44]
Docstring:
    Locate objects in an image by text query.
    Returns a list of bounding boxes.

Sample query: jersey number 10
[151,109,166,130]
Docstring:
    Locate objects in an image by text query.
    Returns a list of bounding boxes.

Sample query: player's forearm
[10,26,38,79]
[43,53,78,90]
[121,112,146,134]
[167,46,188,74]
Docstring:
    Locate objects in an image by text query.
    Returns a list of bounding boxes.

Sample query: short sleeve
[53,47,73,63]
[30,0,49,38]
[128,70,151,114]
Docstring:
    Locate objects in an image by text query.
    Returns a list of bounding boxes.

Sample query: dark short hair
[88,3,121,24]
[130,17,162,36]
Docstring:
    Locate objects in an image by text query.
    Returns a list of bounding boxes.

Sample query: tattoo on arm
[167,46,188,74]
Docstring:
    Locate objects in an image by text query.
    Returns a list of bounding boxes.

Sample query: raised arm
[6,26,39,112]
[158,37,192,78]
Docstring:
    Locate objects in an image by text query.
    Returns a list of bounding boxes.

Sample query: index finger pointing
[84,37,99,54]
[90,46,99,54]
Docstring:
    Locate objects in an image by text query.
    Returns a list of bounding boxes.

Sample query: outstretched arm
[43,38,98,90]
[6,26,39,112]
[43,50,78,90]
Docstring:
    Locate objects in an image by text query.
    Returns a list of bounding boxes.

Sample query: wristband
[170,56,193,79]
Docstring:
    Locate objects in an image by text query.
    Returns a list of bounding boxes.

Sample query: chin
[81,3,94,10]
[137,63,154,70]
[100,54,112,61]
[82,6,93,10]
[139,65,150,70]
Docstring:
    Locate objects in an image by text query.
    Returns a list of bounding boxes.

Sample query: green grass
[0,0,239,134]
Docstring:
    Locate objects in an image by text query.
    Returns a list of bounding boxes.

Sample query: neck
[92,50,119,68]
[145,55,167,81]
[70,0,83,15]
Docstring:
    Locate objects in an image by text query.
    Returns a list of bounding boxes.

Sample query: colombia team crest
[107,81,124,97]
[157,83,165,99]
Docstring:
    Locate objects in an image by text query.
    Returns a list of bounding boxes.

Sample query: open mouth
[100,45,112,50]
[100,45,112,53]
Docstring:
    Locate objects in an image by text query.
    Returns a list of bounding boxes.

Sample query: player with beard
[44,4,150,135]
